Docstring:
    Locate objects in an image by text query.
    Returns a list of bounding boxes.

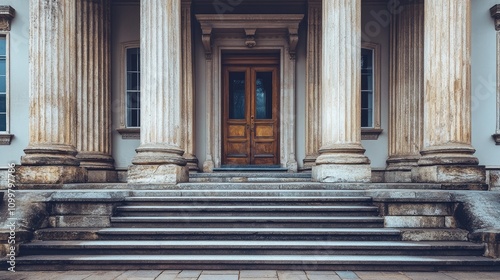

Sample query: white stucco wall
[110,3,141,169]
[361,2,390,168]
[471,0,500,168]
[0,0,29,167]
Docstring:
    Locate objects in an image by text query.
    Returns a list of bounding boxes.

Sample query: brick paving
[1,270,500,280]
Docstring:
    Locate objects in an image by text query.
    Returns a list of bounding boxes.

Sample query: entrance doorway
[221,55,280,166]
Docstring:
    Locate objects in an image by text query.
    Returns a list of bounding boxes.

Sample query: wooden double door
[222,55,280,166]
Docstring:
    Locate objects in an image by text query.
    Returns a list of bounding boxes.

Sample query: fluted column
[128,0,188,184]
[76,0,116,182]
[17,0,86,185]
[312,0,371,182]
[181,0,198,171]
[414,0,485,186]
[386,1,424,182]
[303,0,322,170]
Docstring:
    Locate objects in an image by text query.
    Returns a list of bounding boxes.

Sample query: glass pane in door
[255,72,273,119]
[229,72,246,119]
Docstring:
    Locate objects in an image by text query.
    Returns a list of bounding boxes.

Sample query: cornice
[491,4,500,31]
[0,6,15,32]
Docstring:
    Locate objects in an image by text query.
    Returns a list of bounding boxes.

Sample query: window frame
[0,32,13,145]
[361,42,383,140]
[117,40,140,139]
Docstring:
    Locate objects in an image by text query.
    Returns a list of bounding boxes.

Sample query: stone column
[76,0,116,182]
[413,0,485,186]
[303,0,322,170]
[386,1,424,182]
[18,0,87,185]
[181,0,198,171]
[128,0,188,184]
[313,0,371,182]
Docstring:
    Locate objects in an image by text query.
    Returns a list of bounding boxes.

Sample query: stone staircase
[14,173,500,270]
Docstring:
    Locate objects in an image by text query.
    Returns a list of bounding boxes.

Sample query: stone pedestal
[128,0,188,184]
[414,0,484,186]
[313,0,371,182]
[76,0,116,182]
[386,1,424,182]
[20,0,86,184]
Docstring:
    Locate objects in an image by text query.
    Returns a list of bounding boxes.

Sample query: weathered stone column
[303,0,322,170]
[413,0,485,186]
[18,0,87,185]
[128,0,188,184]
[312,0,371,182]
[76,0,116,182]
[181,0,198,171]
[386,1,424,182]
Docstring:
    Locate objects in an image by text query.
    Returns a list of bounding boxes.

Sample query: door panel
[222,58,279,166]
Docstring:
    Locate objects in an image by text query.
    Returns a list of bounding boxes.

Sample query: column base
[385,156,420,183]
[184,153,199,172]
[15,165,87,185]
[313,163,372,183]
[77,152,115,170]
[412,165,486,189]
[203,159,214,173]
[87,170,118,183]
[302,154,318,171]
[22,144,79,166]
[128,164,189,184]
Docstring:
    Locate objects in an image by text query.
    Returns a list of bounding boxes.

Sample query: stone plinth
[128,164,188,185]
[412,165,486,184]
[16,166,87,185]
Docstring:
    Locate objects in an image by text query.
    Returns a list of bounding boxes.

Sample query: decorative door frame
[196,14,303,172]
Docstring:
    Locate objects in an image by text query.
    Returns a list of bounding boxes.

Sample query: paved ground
[1,270,500,280]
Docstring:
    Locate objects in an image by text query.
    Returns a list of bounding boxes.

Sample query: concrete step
[21,240,485,256]
[174,182,442,191]
[109,216,385,228]
[129,190,370,198]
[123,196,374,206]
[13,254,500,271]
[189,172,312,183]
[115,205,380,217]
[96,228,402,241]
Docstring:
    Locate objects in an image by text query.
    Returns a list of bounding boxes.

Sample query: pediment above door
[195,14,304,59]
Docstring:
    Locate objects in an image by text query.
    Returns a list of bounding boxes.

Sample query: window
[361,48,374,128]
[361,42,382,140]
[117,41,140,139]
[0,36,6,132]
[126,47,140,128]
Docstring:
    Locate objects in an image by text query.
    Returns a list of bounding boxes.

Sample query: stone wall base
[385,170,412,183]
[312,164,371,183]
[412,165,486,189]
[15,166,87,185]
[87,170,118,183]
[128,164,188,184]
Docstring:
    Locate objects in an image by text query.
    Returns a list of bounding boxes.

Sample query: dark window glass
[0,94,5,112]
[126,48,140,127]
[0,113,5,132]
[255,72,273,119]
[361,48,374,127]
[229,72,246,119]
